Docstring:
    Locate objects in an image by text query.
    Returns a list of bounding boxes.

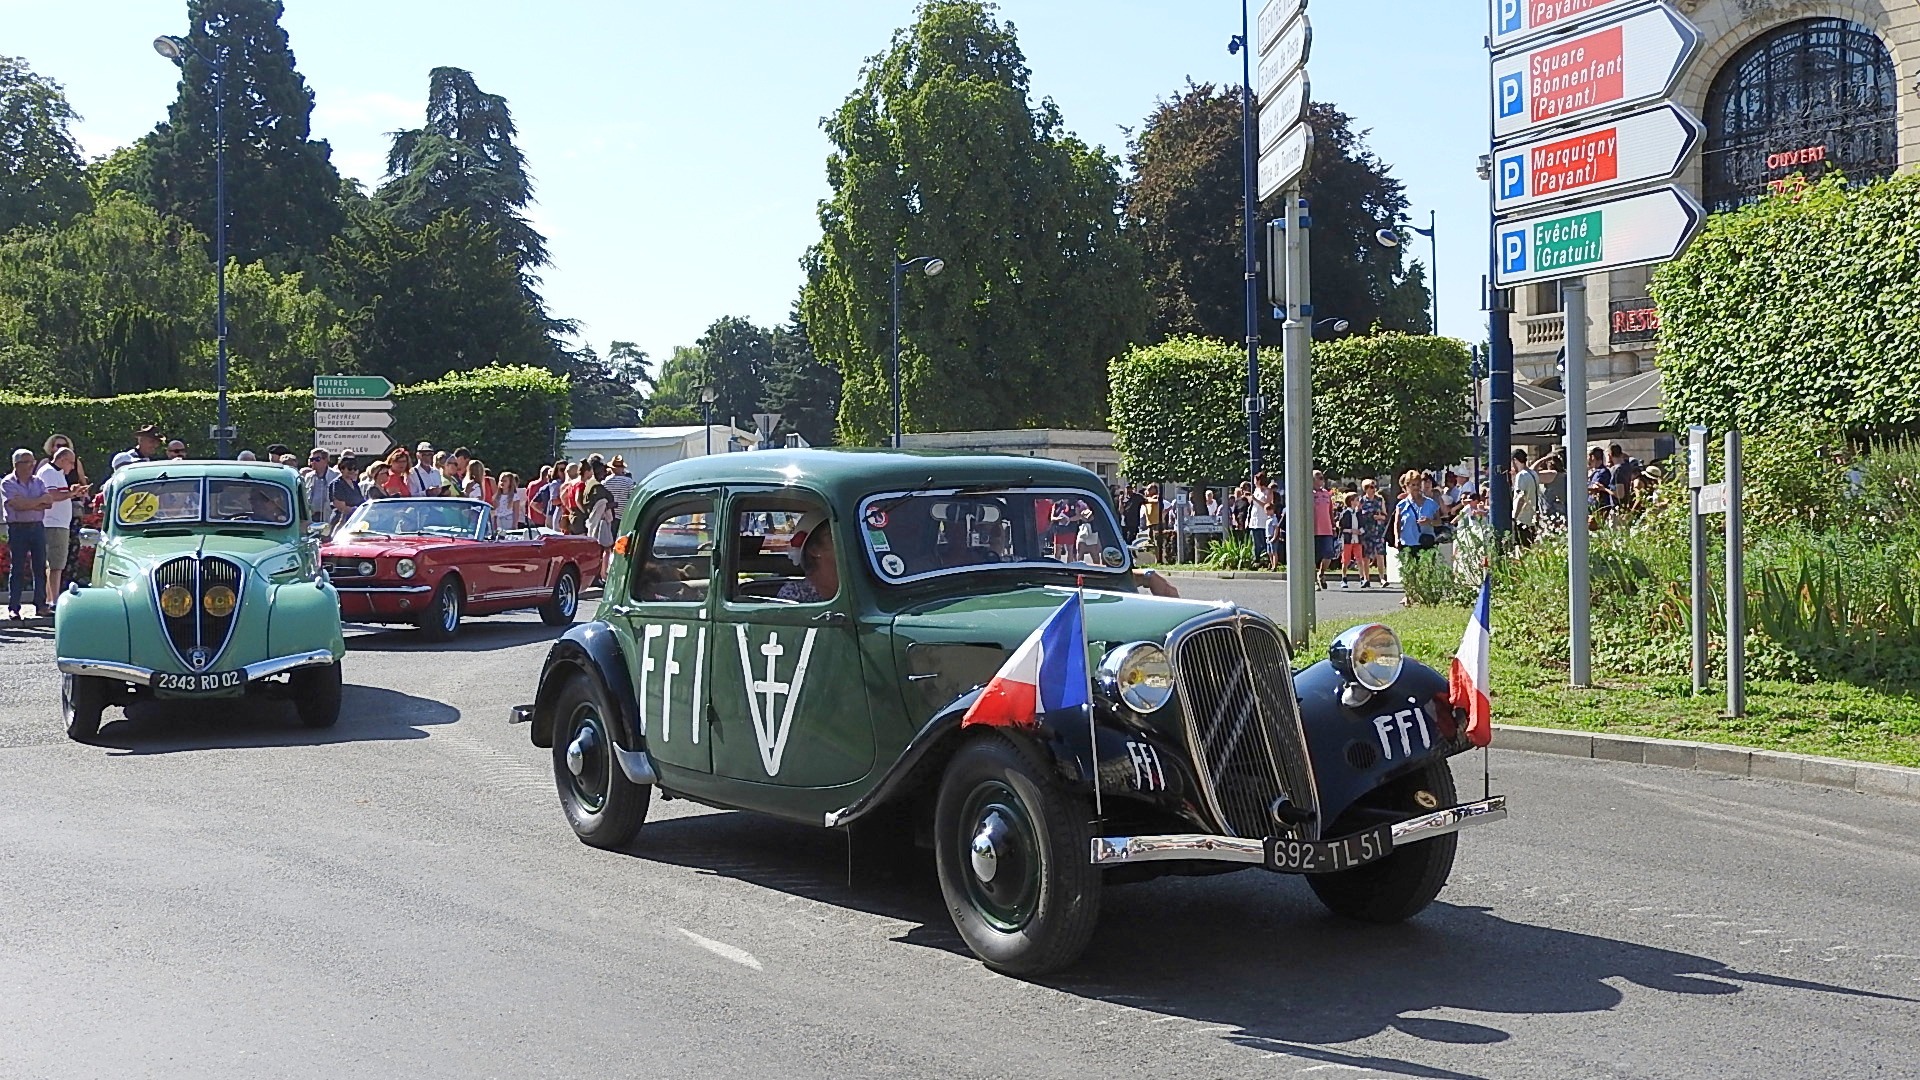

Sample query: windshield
[114,477,292,528]
[339,499,486,540]
[859,488,1131,584]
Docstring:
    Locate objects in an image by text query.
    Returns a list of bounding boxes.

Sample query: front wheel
[934,734,1102,976]
[419,578,463,641]
[539,568,579,626]
[63,674,107,741]
[291,662,343,728]
[1307,759,1459,924]
[552,671,648,849]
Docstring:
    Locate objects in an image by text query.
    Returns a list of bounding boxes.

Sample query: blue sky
[4,0,1492,377]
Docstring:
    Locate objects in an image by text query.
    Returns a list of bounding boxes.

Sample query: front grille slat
[151,555,243,671]
[1172,615,1319,840]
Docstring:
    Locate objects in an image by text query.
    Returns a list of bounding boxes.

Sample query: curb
[1495,723,1920,804]
[1157,570,1404,588]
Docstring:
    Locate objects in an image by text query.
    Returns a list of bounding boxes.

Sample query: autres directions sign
[1491,3,1701,143]
[313,375,394,400]
[1492,103,1703,215]
[1493,185,1705,287]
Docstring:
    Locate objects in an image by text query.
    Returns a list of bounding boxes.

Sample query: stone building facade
[1511,0,1920,387]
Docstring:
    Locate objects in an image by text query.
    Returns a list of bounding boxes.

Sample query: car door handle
[811,611,849,626]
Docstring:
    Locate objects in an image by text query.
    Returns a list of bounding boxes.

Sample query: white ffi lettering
[691,625,707,745]
[1396,712,1416,757]
[660,624,688,743]
[638,624,663,737]
[1374,715,1397,760]
[1415,709,1432,749]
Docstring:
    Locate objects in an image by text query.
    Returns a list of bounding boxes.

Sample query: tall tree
[557,340,649,428]
[803,0,1147,445]
[694,315,774,425]
[325,205,548,385]
[1126,87,1429,342]
[377,67,547,273]
[761,311,840,447]
[0,56,92,235]
[641,345,708,426]
[142,0,344,265]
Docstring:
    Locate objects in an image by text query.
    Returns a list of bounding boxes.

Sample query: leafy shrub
[1204,535,1263,571]
[1401,548,1472,607]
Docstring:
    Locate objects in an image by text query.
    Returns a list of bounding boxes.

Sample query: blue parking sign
[1500,230,1528,275]
[1496,0,1521,35]
[1497,73,1525,119]
[1499,155,1526,201]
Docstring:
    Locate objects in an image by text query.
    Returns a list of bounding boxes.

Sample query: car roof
[112,460,301,487]
[638,448,1111,506]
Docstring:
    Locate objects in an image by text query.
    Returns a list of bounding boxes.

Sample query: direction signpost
[1491,3,1701,142]
[1493,185,1705,287]
[1489,0,1650,52]
[1492,103,1703,215]
[313,374,394,460]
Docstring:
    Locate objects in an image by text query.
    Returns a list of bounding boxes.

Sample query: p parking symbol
[1499,155,1525,201]
[1501,230,1528,276]
[1497,73,1524,119]
[1497,0,1521,35]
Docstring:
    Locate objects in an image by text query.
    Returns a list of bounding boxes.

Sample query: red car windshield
[339,499,486,540]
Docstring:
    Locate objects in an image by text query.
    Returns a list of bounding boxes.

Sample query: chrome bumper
[330,584,433,594]
[57,649,336,687]
[1090,795,1508,867]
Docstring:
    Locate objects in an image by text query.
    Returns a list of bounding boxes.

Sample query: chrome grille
[323,557,370,578]
[198,557,242,663]
[1171,614,1319,840]
[154,556,198,661]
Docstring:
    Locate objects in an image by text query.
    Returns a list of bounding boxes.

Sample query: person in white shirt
[408,441,444,496]
[602,455,638,519]
[35,446,87,606]
[1511,449,1541,546]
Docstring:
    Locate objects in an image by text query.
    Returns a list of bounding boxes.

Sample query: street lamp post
[1375,210,1440,337]
[1311,318,1350,338]
[697,385,719,455]
[154,33,230,459]
[1230,1,1262,479]
[890,255,944,449]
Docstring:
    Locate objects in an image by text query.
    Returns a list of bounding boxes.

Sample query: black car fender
[1293,657,1466,827]
[528,620,645,756]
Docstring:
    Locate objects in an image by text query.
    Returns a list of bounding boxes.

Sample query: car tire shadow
[89,683,458,755]
[344,619,570,653]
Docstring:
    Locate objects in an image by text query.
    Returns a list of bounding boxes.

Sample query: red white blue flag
[963,593,1090,729]
[1450,576,1493,747]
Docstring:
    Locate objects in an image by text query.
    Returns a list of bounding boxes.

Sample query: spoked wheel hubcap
[441,586,460,633]
[958,781,1041,932]
[563,705,610,813]
[558,575,576,617]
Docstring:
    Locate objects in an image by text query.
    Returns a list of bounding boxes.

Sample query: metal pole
[1563,282,1590,687]
[1484,47,1513,536]
[889,258,902,449]
[1471,348,1483,495]
[1240,0,1263,479]
[1725,429,1745,716]
[213,60,230,459]
[703,402,713,456]
[1689,424,1708,695]
[1283,195,1315,645]
[1427,209,1439,337]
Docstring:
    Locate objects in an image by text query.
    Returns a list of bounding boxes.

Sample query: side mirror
[306,522,326,538]
[78,528,103,547]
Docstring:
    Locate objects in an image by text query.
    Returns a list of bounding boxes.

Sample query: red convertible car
[321,498,604,639]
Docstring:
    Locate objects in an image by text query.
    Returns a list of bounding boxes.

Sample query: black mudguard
[528,620,646,757]
[1293,657,1470,827]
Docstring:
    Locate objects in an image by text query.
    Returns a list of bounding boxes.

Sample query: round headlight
[1330,623,1404,692]
[358,560,375,577]
[158,584,193,619]
[202,585,236,618]
[1099,642,1174,714]
[395,558,416,579]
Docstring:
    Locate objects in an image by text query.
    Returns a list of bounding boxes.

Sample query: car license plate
[153,670,244,693]
[1264,824,1394,874]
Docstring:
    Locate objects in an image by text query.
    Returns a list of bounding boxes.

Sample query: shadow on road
[344,619,567,654]
[621,808,1909,1080]
[91,684,458,755]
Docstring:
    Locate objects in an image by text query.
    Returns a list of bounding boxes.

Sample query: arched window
[1702,18,1898,213]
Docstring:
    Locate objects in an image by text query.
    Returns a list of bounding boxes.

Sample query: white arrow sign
[1494,185,1705,287]
[313,397,393,413]
[1259,69,1309,153]
[1492,3,1701,143]
[1257,13,1310,103]
[1492,103,1703,215]
[1258,0,1306,54]
[313,410,394,431]
[315,432,395,459]
[1489,0,1649,53]
[1258,122,1314,201]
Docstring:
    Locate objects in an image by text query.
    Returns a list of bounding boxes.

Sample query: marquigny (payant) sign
[1494,185,1705,287]
[1489,0,1648,53]
[1492,102,1703,215]
[1491,2,1701,143]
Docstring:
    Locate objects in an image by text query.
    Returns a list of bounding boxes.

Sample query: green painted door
[608,487,719,774]
[708,490,875,789]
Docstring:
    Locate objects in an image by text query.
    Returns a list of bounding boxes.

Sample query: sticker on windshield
[865,508,889,529]
[880,553,906,577]
[867,528,890,552]
[1101,546,1125,568]
[118,490,160,524]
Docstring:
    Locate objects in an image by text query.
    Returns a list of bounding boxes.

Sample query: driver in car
[778,511,837,603]
[247,485,289,522]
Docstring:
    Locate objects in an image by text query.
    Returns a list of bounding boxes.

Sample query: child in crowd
[1337,490,1370,588]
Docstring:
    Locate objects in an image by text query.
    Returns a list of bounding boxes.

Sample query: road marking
[678,928,763,971]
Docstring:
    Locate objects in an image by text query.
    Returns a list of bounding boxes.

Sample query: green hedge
[0,364,570,477]
[1653,172,1920,437]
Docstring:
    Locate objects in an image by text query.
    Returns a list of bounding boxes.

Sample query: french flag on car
[963,593,1090,729]
[1450,576,1494,748]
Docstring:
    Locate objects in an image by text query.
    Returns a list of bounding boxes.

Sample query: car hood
[321,538,437,560]
[890,585,1230,651]
[103,532,299,571]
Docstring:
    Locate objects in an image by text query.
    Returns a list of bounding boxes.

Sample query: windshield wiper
[133,527,194,537]
[214,528,268,537]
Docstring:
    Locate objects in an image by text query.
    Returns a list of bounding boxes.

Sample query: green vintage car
[512,450,1505,974]
[55,460,346,740]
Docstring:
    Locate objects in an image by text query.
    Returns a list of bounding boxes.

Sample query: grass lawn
[1376,606,1920,770]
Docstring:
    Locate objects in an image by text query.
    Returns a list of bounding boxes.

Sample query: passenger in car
[777,512,837,603]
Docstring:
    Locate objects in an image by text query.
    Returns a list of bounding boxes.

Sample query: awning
[1510,368,1664,438]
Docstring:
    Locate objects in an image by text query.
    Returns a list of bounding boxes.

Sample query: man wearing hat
[409,441,444,496]
[110,424,164,473]
[604,455,637,519]
[327,453,366,536]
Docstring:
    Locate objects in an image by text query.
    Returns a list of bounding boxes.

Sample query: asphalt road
[3,596,1917,1080]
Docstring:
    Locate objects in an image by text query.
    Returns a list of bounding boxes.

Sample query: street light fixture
[890,254,944,449]
[1311,318,1351,336]
[697,384,719,455]
[1375,210,1440,337]
[153,32,232,459]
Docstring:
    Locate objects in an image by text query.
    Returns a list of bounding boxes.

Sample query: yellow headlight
[203,585,236,618]
[159,585,194,619]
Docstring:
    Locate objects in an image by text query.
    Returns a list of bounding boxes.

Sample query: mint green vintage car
[55,460,346,740]
[513,450,1506,975]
